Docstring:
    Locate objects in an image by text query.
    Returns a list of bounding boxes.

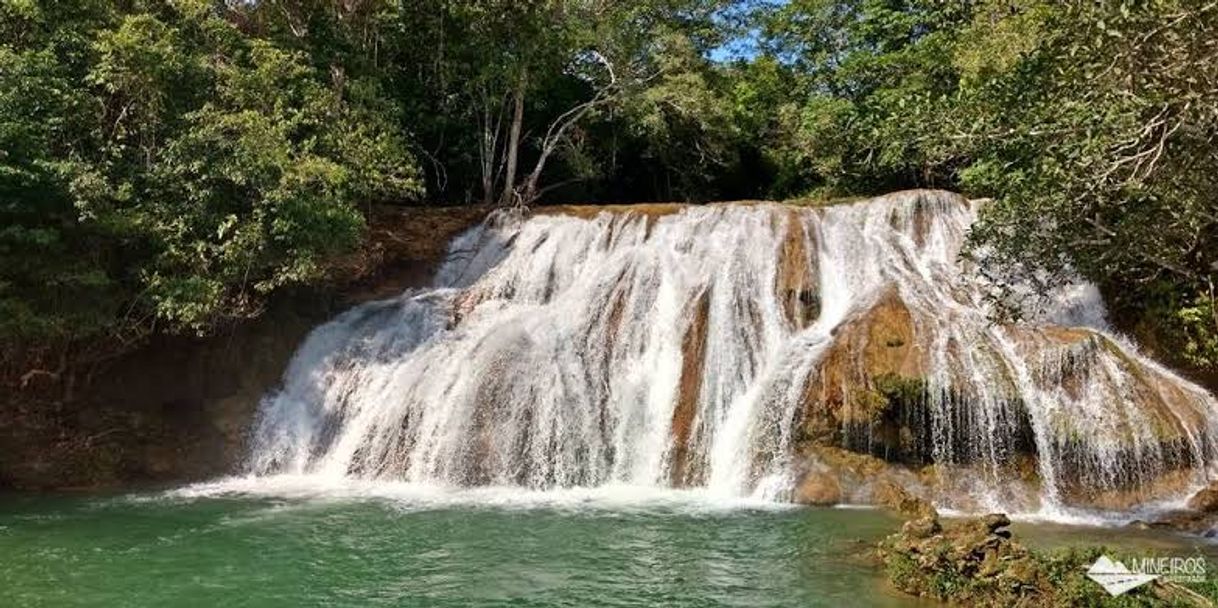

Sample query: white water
[232,191,1218,517]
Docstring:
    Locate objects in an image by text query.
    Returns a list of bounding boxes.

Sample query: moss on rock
[880,513,1217,606]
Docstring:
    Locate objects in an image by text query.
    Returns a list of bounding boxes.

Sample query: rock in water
[793,470,842,506]
[981,513,1011,536]
[872,480,937,520]
[1187,481,1218,512]
[900,516,941,539]
[879,513,1212,606]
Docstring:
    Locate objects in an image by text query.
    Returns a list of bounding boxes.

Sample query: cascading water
[244,190,1218,516]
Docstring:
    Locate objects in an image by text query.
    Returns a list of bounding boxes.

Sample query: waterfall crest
[247,191,1218,514]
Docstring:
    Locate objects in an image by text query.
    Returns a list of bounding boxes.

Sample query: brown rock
[1187,481,1218,512]
[901,515,941,539]
[774,210,819,329]
[669,291,710,486]
[873,479,937,520]
[1149,508,1218,537]
[793,470,842,506]
[795,290,940,463]
[982,513,1011,535]
[879,510,1050,604]
[977,547,1002,578]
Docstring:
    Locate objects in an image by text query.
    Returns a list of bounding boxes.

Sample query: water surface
[3,486,1214,607]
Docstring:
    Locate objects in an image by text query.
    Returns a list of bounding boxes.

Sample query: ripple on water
[4,486,1214,607]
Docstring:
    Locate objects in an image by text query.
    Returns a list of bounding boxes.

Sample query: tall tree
[1,0,421,381]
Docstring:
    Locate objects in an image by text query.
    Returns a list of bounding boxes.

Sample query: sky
[706,0,787,63]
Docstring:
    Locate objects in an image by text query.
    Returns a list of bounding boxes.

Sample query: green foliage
[872,373,926,408]
[886,534,1216,607]
[3,0,744,360]
[3,0,1216,379]
[384,0,741,204]
[0,0,420,354]
[759,0,1218,371]
[1178,294,1218,369]
[617,33,739,199]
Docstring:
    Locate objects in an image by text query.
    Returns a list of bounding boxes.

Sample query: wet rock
[797,289,927,455]
[1187,481,1218,512]
[808,445,891,479]
[912,459,1044,514]
[669,291,710,486]
[1058,468,1197,512]
[792,264,1218,515]
[879,512,1036,602]
[901,516,941,539]
[879,513,1047,604]
[1147,508,1218,537]
[774,210,819,329]
[879,512,1213,606]
[981,513,1011,536]
[793,470,842,506]
[872,479,937,520]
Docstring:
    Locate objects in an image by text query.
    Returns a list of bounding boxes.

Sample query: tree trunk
[521,97,606,205]
[500,71,527,206]
[479,92,498,206]
[517,53,617,207]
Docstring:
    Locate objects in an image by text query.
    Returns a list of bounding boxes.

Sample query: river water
[2,485,1215,607]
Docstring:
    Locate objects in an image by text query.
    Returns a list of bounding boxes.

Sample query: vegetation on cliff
[2,1,1215,382]
[756,0,1218,375]
[880,513,1218,606]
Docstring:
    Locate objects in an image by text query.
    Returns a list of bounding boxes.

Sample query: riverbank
[879,510,1218,606]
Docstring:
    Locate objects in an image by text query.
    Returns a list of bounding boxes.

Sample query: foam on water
[170,475,791,515]
[216,191,1218,522]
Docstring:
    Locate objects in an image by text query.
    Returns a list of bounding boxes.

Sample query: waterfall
[245,191,1218,514]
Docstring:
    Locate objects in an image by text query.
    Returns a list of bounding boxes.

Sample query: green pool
[1,482,1212,607]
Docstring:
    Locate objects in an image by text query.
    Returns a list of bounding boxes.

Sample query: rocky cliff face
[5,192,1217,524]
[235,191,1218,520]
[0,205,488,490]
[791,288,1216,514]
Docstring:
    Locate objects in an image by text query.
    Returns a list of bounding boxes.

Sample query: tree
[1,0,421,381]
[760,0,1218,369]
[386,0,739,206]
[954,1,1218,366]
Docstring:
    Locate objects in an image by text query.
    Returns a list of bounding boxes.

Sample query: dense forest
[2,0,1216,380]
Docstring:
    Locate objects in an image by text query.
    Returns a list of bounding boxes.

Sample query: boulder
[797,290,931,461]
[879,512,1211,606]
[793,470,842,506]
[981,513,1011,535]
[872,479,937,520]
[1144,509,1218,538]
[901,515,941,539]
[1187,481,1218,512]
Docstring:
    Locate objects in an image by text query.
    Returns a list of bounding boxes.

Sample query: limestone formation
[244,190,1218,521]
[792,470,842,506]
[1187,481,1218,513]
